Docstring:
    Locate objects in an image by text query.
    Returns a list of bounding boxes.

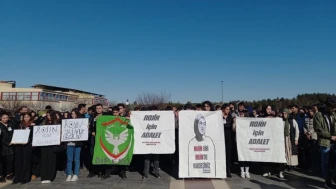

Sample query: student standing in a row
[0,113,14,182]
[40,111,59,184]
[13,113,35,184]
[65,110,82,182]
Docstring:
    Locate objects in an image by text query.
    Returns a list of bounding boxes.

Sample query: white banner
[131,111,175,154]
[236,117,286,163]
[11,130,31,144]
[32,125,61,146]
[179,111,226,178]
[61,118,89,142]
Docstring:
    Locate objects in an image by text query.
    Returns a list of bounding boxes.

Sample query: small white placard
[11,130,31,144]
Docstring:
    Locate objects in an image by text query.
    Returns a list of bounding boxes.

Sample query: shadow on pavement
[293,167,323,178]
[265,172,325,189]
[249,180,289,189]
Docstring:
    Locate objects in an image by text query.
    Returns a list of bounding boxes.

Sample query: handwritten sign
[11,130,31,144]
[61,118,89,142]
[32,125,61,146]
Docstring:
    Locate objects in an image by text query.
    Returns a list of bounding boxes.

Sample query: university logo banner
[131,111,175,154]
[93,116,134,165]
[236,117,286,163]
[179,111,226,179]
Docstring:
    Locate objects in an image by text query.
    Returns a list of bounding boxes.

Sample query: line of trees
[131,92,336,111]
[1,93,335,114]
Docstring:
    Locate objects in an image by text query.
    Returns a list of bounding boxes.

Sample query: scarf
[21,121,32,129]
[283,108,290,136]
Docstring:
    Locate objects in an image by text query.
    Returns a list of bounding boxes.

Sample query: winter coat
[0,122,15,156]
[313,112,336,147]
[304,117,317,140]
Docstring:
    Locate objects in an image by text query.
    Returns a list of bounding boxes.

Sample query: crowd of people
[220,99,336,189]
[0,98,336,188]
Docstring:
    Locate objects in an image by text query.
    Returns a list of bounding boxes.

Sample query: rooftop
[32,84,104,97]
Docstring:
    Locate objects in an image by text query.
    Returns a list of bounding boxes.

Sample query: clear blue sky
[1,0,335,103]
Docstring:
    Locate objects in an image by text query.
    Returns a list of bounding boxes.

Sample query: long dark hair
[0,112,10,124]
[63,111,70,119]
[21,113,33,128]
[44,110,59,125]
[202,101,214,111]
[55,111,62,121]
[30,111,37,118]
[262,105,273,118]
[71,110,80,119]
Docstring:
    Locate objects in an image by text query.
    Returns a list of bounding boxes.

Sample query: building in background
[0,81,109,111]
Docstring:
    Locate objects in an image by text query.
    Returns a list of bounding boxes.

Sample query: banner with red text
[236,117,286,163]
[131,111,175,154]
[179,111,226,179]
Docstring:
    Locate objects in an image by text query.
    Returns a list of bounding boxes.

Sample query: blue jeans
[320,145,336,181]
[66,145,81,176]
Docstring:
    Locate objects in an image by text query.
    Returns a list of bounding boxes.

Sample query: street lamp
[221,81,223,103]
[125,99,130,106]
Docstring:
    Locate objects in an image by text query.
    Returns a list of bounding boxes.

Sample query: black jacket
[223,114,233,131]
[34,116,45,126]
[78,113,86,119]
[0,121,15,156]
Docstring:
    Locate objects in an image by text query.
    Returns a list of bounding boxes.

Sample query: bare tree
[0,101,25,115]
[135,92,171,109]
[25,101,49,112]
[108,100,118,107]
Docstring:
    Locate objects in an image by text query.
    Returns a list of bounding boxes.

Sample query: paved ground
[0,167,326,189]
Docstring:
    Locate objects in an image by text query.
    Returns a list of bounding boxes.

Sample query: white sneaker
[41,180,51,184]
[66,175,72,182]
[71,175,78,182]
[241,172,245,178]
[279,172,284,179]
[245,172,251,179]
[262,172,271,177]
